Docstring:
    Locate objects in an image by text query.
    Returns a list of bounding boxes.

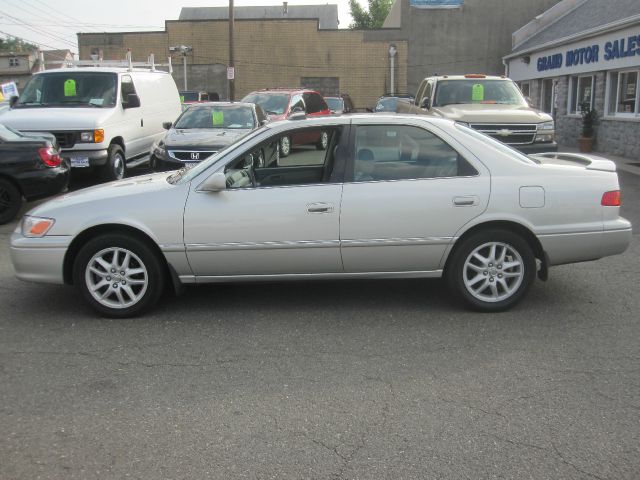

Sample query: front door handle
[453,196,479,207]
[307,202,334,213]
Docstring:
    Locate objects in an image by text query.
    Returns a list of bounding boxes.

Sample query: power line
[1,12,76,48]
[26,0,100,33]
[0,28,68,52]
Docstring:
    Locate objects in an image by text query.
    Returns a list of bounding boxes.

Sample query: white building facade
[504,0,640,158]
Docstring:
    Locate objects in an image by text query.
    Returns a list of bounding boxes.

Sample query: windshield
[325,97,343,111]
[174,104,255,130]
[375,97,399,112]
[16,72,118,108]
[433,80,527,107]
[241,93,289,115]
[167,126,269,185]
[180,92,200,102]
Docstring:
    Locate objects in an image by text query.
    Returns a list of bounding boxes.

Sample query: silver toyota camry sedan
[10,114,632,317]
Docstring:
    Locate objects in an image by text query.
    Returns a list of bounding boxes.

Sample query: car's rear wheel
[0,178,22,225]
[279,136,291,157]
[316,131,329,150]
[446,229,536,312]
[73,233,165,318]
[102,144,126,181]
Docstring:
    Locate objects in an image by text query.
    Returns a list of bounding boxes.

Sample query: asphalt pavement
[0,167,639,479]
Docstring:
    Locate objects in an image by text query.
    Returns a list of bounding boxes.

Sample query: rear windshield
[433,80,527,107]
[180,92,200,102]
[325,97,344,111]
[16,72,118,108]
[242,92,289,116]
[174,104,255,130]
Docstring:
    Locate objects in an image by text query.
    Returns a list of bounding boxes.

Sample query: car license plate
[184,161,199,168]
[70,157,90,168]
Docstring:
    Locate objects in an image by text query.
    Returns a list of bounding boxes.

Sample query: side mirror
[290,106,304,114]
[123,93,141,109]
[9,96,18,108]
[525,96,534,108]
[420,97,431,109]
[198,172,226,192]
[365,107,373,113]
[260,119,269,126]
[162,121,173,130]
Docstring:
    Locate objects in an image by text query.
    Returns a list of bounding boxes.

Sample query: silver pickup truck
[396,74,557,154]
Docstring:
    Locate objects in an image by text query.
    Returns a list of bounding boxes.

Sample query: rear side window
[352,125,477,182]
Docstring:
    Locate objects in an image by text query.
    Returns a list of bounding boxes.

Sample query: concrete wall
[402,0,560,93]
[78,20,408,110]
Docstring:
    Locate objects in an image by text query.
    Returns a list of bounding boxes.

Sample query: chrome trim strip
[342,237,454,247]
[159,243,186,252]
[186,239,340,251]
[186,270,444,284]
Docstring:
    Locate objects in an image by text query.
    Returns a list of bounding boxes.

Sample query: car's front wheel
[0,178,22,225]
[279,136,291,157]
[316,131,329,150]
[446,229,536,312]
[73,233,165,318]
[102,144,126,181]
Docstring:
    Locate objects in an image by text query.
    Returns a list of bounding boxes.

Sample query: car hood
[164,128,250,148]
[1,107,113,130]
[432,104,552,123]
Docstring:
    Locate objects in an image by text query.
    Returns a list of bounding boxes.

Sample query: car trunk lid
[528,152,617,173]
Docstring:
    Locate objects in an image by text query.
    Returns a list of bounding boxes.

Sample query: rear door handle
[453,196,479,207]
[307,202,334,213]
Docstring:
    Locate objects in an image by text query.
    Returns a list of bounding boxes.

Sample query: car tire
[316,131,329,150]
[73,233,165,318]
[279,136,291,157]
[102,144,126,181]
[446,229,536,312]
[0,178,22,225]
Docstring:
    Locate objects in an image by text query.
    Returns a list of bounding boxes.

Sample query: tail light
[601,190,621,206]
[38,147,62,167]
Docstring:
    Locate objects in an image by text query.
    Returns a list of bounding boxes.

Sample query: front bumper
[10,232,72,284]
[62,149,109,168]
[514,142,558,154]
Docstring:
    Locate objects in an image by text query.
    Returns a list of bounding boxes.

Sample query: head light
[79,129,105,143]
[21,216,55,237]
[538,121,554,131]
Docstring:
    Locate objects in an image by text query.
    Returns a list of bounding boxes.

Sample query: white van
[1,67,182,181]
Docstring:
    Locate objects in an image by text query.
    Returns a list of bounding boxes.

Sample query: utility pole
[228,0,235,101]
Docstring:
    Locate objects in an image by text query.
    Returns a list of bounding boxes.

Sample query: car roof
[250,88,321,95]
[186,101,255,108]
[431,75,509,81]
[32,67,170,75]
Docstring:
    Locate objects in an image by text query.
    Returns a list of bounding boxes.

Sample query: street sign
[227,67,235,80]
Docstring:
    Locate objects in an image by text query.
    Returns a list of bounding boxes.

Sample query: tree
[348,0,394,29]
[0,36,38,53]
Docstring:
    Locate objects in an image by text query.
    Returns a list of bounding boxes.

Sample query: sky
[0,0,355,53]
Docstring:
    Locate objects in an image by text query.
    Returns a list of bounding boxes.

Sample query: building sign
[410,0,463,8]
[536,34,639,72]
[0,82,19,100]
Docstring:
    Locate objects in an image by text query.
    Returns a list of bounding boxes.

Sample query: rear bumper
[15,161,70,201]
[539,219,632,266]
[10,233,71,284]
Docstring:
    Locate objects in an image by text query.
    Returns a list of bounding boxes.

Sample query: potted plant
[578,101,597,153]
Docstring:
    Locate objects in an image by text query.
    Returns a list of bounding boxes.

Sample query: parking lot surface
[1,169,639,479]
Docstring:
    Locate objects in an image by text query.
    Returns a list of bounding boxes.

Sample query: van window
[16,72,117,108]
[121,75,139,106]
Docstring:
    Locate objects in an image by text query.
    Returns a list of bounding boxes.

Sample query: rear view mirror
[198,172,226,192]
[123,93,140,109]
[162,121,173,130]
[9,96,18,108]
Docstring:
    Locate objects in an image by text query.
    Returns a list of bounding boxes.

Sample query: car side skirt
[179,270,444,284]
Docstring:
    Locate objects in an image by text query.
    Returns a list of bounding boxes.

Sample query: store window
[518,81,530,99]
[568,75,595,114]
[608,70,638,116]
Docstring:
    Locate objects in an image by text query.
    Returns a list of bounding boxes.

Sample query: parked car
[396,74,557,153]
[150,102,268,171]
[0,67,182,182]
[372,94,415,112]
[0,123,69,224]
[241,88,331,156]
[10,114,631,317]
[324,93,355,114]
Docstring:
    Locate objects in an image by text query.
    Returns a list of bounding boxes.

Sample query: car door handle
[307,202,334,213]
[453,196,479,207]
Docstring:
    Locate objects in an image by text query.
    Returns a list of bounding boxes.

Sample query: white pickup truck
[396,74,557,154]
